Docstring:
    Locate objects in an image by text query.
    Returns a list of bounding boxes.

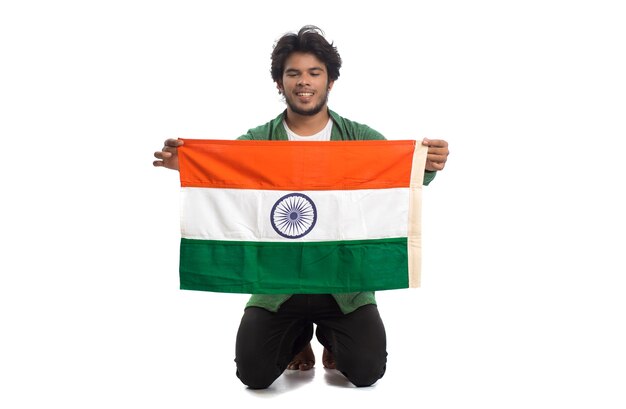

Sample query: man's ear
[328,80,335,91]
[276,81,284,95]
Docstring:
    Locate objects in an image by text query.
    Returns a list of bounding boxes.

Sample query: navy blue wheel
[270,193,317,239]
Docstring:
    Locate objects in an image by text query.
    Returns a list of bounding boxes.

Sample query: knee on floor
[235,360,281,390]
[337,356,386,387]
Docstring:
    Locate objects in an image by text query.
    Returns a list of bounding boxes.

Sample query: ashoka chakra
[270,193,317,239]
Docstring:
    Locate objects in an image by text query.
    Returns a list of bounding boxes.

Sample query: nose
[296,74,310,86]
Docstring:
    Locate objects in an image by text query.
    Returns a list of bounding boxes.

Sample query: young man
[154,26,449,389]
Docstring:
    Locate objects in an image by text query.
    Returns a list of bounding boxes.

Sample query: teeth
[297,92,313,96]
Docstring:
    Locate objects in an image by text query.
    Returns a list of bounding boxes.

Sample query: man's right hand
[153,138,184,171]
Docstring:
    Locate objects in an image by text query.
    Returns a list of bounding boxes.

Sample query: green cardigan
[237,109,436,314]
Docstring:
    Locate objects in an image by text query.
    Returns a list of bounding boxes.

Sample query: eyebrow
[285,66,325,74]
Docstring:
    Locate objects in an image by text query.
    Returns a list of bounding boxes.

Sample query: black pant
[235,294,387,389]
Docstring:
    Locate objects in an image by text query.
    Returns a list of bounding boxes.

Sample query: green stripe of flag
[180,237,409,294]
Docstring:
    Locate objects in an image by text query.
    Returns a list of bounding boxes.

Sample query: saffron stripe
[178,139,417,190]
[179,237,409,294]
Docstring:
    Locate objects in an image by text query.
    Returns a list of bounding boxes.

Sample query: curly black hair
[271,25,342,83]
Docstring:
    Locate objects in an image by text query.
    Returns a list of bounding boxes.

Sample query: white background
[1,0,625,408]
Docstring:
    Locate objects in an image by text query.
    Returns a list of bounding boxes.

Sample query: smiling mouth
[296,92,314,97]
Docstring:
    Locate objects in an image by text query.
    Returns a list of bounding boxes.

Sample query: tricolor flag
[178,139,427,294]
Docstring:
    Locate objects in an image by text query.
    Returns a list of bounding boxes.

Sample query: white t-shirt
[283,118,333,141]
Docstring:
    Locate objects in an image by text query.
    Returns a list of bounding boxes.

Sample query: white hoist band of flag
[178,139,428,294]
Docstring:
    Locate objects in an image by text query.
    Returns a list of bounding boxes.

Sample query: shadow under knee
[236,363,281,390]
[336,357,386,387]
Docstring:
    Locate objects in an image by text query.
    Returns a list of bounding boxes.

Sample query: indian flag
[178,139,427,294]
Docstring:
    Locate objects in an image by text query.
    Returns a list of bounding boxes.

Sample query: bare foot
[322,347,336,369]
[287,342,315,371]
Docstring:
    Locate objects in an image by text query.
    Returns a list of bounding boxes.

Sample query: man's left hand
[422,138,449,171]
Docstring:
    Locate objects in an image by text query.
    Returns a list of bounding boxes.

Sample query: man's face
[278,52,334,116]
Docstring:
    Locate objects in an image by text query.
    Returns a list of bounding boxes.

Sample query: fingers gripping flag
[178,139,427,294]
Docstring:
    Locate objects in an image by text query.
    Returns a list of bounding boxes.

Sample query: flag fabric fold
[178,139,427,294]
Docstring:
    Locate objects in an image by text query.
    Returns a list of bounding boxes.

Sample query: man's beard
[284,89,329,116]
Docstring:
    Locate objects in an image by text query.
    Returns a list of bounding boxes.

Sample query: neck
[284,107,331,136]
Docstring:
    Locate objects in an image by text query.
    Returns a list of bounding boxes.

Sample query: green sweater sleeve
[424,170,436,185]
[237,112,288,141]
